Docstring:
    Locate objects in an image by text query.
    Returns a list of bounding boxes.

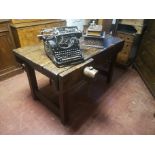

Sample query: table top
[13,36,123,76]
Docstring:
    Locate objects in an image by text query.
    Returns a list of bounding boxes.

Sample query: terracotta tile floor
[0,67,155,134]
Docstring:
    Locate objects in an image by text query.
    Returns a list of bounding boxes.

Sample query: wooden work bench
[13,36,124,124]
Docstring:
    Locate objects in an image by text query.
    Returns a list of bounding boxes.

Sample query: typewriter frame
[38,26,84,67]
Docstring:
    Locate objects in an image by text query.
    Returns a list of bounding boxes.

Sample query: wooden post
[107,52,117,83]
[24,63,38,100]
[58,76,68,125]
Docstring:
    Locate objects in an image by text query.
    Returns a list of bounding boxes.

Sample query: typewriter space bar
[62,56,81,61]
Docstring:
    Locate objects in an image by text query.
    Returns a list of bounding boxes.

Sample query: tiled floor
[0,67,155,134]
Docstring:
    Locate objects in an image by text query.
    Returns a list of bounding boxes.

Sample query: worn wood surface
[13,36,123,76]
[0,20,22,81]
[59,58,94,90]
[10,19,65,28]
[135,20,155,97]
[11,19,66,48]
[116,31,135,64]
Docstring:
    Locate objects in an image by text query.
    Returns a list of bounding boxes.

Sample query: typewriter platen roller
[38,26,84,67]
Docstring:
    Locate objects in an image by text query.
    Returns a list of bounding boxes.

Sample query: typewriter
[83,20,104,49]
[38,26,84,67]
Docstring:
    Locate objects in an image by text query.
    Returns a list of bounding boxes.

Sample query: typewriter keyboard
[54,48,83,64]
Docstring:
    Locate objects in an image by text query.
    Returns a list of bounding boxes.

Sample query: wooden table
[13,36,124,124]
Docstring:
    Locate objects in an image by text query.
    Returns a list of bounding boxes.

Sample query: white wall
[66,19,85,31]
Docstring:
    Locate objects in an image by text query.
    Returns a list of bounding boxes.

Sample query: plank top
[13,36,122,76]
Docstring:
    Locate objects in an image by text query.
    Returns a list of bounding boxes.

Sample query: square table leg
[107,52,117,83]
[24,63,38,100]
[58,77,68,125]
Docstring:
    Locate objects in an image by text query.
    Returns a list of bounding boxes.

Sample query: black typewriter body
[39,26,84,67]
